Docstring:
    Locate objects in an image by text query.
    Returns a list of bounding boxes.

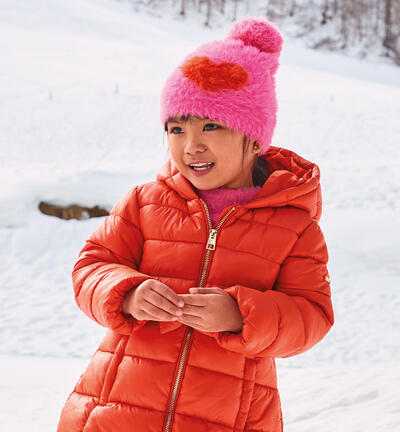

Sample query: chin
[194,185,215,190]
[191,182,214,190]
[189,178,221,190]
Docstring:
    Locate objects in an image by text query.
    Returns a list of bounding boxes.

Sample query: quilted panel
[244,385,283,431]
[125,321,184,362]
[253,357,278,389]
[75,350,113,397]
[188,331,245,379]
[108,355,175,411]
[57,392,98,432]
[173,412,234,432]
[208,246,279,291]
[140,240,204,283]
[83,402,165,431]
[175,364,242,427]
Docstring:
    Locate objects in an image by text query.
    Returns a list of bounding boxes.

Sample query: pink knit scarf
[195,186,262,227]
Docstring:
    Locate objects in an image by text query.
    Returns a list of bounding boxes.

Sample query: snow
[1,0,399,430]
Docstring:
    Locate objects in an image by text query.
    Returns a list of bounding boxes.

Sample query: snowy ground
[1,0,399,430]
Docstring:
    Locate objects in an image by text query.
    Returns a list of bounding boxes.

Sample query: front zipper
[163,327,193,432]
[199,205,237,286]
[162,203,237,432]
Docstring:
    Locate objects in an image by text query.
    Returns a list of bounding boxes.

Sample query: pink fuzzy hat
[160,16,283,154]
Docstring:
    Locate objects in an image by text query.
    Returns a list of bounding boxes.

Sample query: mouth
[187,162,215,177]
[188,162,215,171]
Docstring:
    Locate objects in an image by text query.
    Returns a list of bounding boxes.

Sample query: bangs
[164,114,211,131]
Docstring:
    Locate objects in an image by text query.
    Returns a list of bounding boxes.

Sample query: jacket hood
[157,145,322,222]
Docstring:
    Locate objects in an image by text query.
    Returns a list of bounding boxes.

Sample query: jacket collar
[156,145,322,223]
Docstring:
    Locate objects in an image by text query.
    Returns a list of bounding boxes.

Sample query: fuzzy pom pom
[227,16,283,54]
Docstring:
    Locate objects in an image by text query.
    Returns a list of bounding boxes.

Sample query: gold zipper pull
[206,229,217,250]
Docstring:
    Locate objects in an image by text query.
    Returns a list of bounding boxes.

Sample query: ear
[252,142,262,155]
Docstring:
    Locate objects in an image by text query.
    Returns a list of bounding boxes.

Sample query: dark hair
[242,136,269,186]
[165,115,270,186]
[252,155,270,186]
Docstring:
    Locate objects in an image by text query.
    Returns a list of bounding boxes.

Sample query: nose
[184,132,206,155]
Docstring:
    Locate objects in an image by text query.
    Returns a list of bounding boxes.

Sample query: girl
[58,16,334,432]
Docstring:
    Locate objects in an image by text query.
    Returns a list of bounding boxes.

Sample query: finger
[177,313,205,328]
[181,303,205,317]
[133,306,171,321]
[178,294,209,306]
[189,287,224,294]
[141,300,179,322]
[134,309,161,321]
[145,289,183,317]
[151,281,184,308]
[179,321,207,332]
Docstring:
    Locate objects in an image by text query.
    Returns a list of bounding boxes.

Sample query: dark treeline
[128,0,400,65]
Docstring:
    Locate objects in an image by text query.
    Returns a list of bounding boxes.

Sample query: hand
[176,287,243,333]
[122,279,184,322]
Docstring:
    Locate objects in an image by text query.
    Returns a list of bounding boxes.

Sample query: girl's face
[167,116,260,190]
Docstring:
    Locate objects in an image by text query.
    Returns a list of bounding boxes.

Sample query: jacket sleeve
[213,220,334,358]
[72,186,151,335]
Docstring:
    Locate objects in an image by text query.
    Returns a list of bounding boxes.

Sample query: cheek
[168,143,182,163]
[219,154,242,172]
[213,138,243,166]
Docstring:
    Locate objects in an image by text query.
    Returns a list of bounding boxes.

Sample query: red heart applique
[180,56,249,92]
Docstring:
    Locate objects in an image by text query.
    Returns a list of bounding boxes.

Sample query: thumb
[189,287,223,294]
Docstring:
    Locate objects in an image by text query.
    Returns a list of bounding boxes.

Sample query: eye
[204,123,220,131]
[169,126,183,134]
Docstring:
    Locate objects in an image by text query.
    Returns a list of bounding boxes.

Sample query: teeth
[189,162,214,171]
[190,163,213,167]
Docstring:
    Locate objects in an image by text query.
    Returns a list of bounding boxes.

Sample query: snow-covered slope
[0,0,399,430]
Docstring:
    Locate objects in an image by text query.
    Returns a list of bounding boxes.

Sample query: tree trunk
[180,0,186,16]
[384,0,393,43]
[383,0,400,64]
[332,0,339,17]
[233,0,239,21]
[340,1,348,49]
[321,0,329,25]
[289,0,296,17]
[204,0,212,26]
[372,0,381,35]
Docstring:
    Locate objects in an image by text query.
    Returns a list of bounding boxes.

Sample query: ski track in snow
[1,0,399,430]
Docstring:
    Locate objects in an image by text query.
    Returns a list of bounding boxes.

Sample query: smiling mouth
[188,162,215,171]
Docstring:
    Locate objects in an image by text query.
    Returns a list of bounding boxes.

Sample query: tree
[180,0,186,16]
[383,0,400,63]
[204,0,212,26]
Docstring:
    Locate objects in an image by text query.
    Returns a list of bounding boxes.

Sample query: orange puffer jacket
[58,146,334,432]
